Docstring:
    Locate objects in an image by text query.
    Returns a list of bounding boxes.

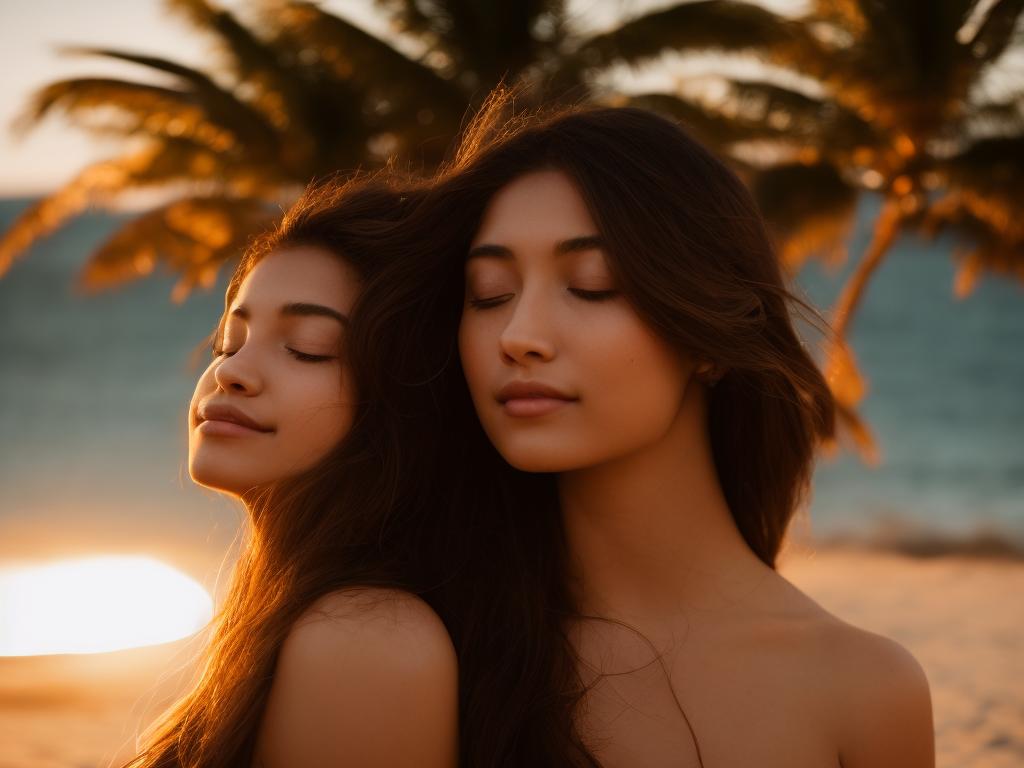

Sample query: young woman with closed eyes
[124,176,464,768]
[420,93,935,767]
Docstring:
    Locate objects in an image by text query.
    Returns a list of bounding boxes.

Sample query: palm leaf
[0,137,287,279]
[53,46,282,157]
[727,80,881,152]
[749,162,859,272]
[166,0,289,84]
[14,78,241,153]
[263,2,470,168]
[822,398,881,466]
[271,2,464,113]
[76,195,278,300]
[809,0,868,38]
[617,91,790,152]
[933,135,1024,243]
[919,191,1024,292]
[966,94,1024,135]
[162,0,331,162]
[0,145,193,277]
[390,0,563,84]
[572,1,835,82]
[962,0,1024,66]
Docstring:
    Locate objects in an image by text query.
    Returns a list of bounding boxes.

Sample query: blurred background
[0,1,1021,766]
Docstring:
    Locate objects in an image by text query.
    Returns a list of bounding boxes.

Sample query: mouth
[496,381,578,418]
[500,397,575,417]
[195,403,275,437]
[196,419,275,437]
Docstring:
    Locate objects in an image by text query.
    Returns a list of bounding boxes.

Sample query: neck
[559,382,768,627]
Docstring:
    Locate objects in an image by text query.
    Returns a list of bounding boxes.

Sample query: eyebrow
[466,234,605,260]
[229,302,349,326]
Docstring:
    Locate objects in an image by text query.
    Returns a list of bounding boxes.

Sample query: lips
[197,402,274,433]
[495,381,577,417]
[496,381,577,404]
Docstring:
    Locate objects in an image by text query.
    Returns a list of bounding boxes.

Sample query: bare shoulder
[254,587,459,768]
[743,574,933,766]
[815,619,935,768]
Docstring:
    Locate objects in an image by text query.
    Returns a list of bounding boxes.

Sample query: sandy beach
[1,543,1020,768]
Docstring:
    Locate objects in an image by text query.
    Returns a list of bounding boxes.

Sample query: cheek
[577,312,687,437]
[273,367,355,465]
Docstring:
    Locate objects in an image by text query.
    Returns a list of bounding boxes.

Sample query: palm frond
[573,1,835,82]
[809,0,868,38]
[966,94,1024,135]
[272,2,463,112]
[749,162,859,272]
[163,0,325,149]
[76,195,278,300]
[951,239,1024,296]
[719,80,883,155]
[53,46,283,155]
[934,135,1024,242]
[261,2,470,167]
[0,135,291,280]
[375,0,566,76]
[616,92,790,152]
[421,0,562,83]
[964,0,1024,65]
[14,78,240,153]
[919,190,1024,292]
[0,146,172,277]
[165,0,289,85]
[822,398,881,465]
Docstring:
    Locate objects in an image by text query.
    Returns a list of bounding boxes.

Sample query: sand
[778,543,1024,768]
[0,544,1020,768]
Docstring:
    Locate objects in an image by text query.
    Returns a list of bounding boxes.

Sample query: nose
[212,345,263,394]
[499,289,556,365]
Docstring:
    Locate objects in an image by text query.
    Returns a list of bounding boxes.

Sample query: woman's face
[188,245,360,497]
[458,169,701,473]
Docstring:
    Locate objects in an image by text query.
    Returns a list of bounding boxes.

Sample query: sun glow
[0,555,213,656]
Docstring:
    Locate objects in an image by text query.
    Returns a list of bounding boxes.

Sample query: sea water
[1,194,1021,570]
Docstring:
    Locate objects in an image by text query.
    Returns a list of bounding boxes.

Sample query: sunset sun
[0,555,214,656]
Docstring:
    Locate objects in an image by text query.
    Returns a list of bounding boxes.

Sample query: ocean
[1,194,1022,580]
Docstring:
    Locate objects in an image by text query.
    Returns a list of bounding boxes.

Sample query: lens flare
[0,555,213,656]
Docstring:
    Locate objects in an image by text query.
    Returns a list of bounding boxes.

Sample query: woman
[125,174,465,768]
[423,92,936,767]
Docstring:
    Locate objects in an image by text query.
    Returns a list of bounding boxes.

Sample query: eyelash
[211,346,335,363]
[467,288,618,309]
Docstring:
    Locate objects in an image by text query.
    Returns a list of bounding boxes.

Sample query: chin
[491,435,592,474]
[188,456,256,497]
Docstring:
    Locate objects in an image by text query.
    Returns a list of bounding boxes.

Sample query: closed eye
[287,348,336,363]
[467,293,515,310]
[211,346,335,363]
[569,288,619,302]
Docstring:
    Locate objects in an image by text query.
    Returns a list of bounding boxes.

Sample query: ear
[695,360,726,386]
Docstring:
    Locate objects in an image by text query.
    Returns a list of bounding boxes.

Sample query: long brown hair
[123,171,467,767]
[125,91,839,768]
[411,88,839,766]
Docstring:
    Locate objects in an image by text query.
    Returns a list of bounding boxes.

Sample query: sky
[0,0,384,195]
[0,0,814,196]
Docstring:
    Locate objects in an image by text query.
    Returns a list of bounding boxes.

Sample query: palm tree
[571,0,1024,461]
[2,0,1022,462]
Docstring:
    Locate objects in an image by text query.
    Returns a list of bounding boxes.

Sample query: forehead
[234,245,361,312]
[474,169,597,242]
